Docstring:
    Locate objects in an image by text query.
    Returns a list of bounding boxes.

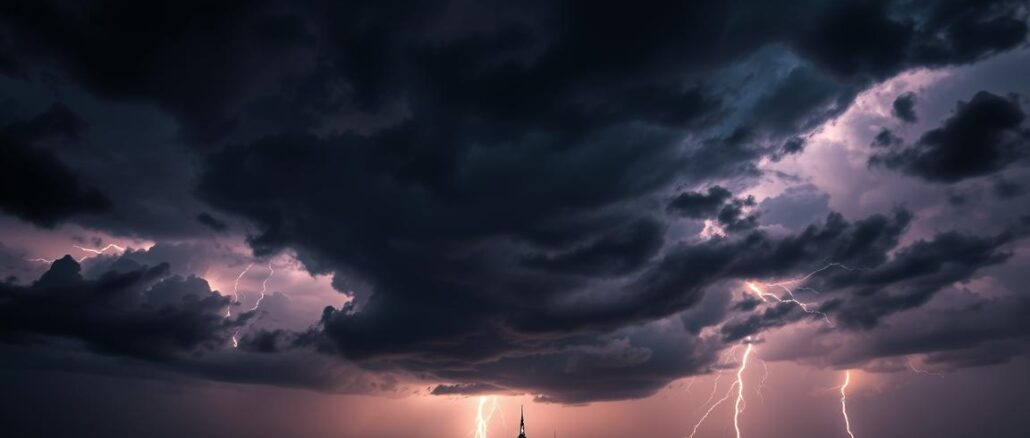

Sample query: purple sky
[1,1,1030,437]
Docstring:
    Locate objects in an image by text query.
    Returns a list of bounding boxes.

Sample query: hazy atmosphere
[1,1,1029,437]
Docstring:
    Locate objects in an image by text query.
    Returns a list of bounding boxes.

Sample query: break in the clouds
[1,0,1029,416]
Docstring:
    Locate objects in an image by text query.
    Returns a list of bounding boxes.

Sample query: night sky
[1,1,1030,437]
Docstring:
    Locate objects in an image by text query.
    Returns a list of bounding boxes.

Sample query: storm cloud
[0,0,1028,407]
[0,104,110,227]
[871,90,1029,182]
[0,256,242,360]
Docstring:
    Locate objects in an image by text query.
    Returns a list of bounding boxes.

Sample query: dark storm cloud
[196,212,229,232]
[680,284,733,335]
[187,1,1025,401]
[791,0,915,79]
[0,104,110,227]
[792,0,1028,80]
[720,224,1022,341]
[521,218,666,277]
[748,65,857,135]
[668,185,759,233]
[893,92,919,123]
[0,0,1028,403]
[1,0,1021,152]
[285,207,918,401]
[0,253,401,396]
[0,0,294,144]
[428,324,720,404]
[773,136,807,161]
[871,128,903,148]
[667,186,734,219]
[430,382,507,396]
[826,229,1019,329]
[992,177,1025,199]
[762,286,1030,371]
[0,256,245,360]
[871,91,1029,182]
[883,294,1030,368]
[721,299,809,343]
[715,195,760,233]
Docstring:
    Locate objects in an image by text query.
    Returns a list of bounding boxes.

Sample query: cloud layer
[0,0,1028,406]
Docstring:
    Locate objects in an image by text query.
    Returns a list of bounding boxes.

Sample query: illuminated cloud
[0,2,1028,436]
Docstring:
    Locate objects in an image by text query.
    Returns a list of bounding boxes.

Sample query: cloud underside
[0,0,1028,403]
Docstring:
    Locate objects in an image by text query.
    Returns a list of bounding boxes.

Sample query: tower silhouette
[517,405,527,438]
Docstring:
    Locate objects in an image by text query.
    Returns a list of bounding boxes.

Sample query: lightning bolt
[684,376,697,394]
[733,343,754,438]
[907,357,944,377]
[840,370,856,438]
[66,244,129,262]
[744,263,859,327]
[746,281,833,326]
[687,342,754,438]
[474,396,500,438]
[227,263,254,318]
[249,263,274,312]
[27,243,131,265]
[754,359,770,403]
[714,264,864,437]
[693,345,740,416]
[697,372,724,414]
[72,244,125,255]
[687,382,737,438]
[226,263,255,348]
[226,262,275,349]
[769,263,858,286]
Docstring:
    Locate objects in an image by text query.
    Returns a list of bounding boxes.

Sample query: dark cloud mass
[872,128,903,148]
[0,104,111,227]
[871,90,1029,182]
[668,186,735,219]
[0,256,242,360]
[0,0,1028,407]
[720,224,1021,341]
[892,92,919,123]
[195,212,229,232]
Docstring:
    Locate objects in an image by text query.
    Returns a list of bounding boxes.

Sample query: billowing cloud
[720,223,1023,342]
[892,92,919,123]
[0,0,1027,408]
[0,256,241,360]
[0,104,110,227]
[196,212,229,232]
[871,91,1029,182]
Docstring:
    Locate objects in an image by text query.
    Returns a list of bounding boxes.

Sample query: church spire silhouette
[517,405,527,438]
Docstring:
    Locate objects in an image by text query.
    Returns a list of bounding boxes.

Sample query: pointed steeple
[517,405,527,438]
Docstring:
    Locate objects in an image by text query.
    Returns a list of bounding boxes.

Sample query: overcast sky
[1,1,1029,437]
